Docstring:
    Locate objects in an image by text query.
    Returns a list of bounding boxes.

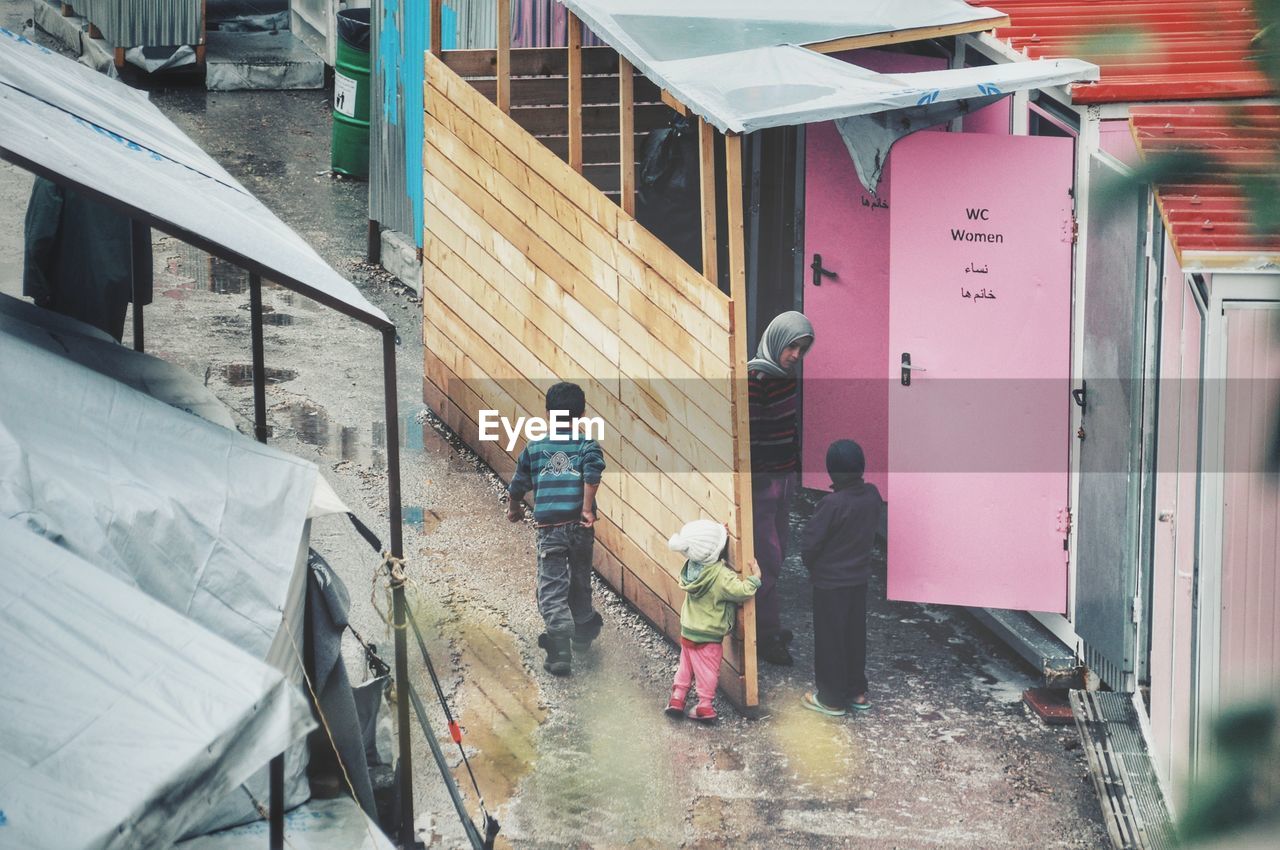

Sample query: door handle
[901,353,926,386]
[1072,382,1087,414]
[811,253,837,287]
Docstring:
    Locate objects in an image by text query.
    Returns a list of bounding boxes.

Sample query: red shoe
[690,704,718,724]
[665,691,687,718]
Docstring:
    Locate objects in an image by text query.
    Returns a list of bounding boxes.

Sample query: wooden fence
[423,50,758,705]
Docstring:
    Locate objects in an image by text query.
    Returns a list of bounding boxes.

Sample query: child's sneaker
[537,632,572,676]
[690,704,718,724]
[664,691,687,718]
[571,611,604,651]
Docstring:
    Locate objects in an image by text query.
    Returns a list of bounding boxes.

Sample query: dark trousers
[812,583,869,707]
[535,523,596,635]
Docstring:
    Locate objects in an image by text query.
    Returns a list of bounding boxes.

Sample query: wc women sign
[887,130,1075,613]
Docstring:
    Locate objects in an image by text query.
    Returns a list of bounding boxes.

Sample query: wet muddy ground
[0,7,1108,846]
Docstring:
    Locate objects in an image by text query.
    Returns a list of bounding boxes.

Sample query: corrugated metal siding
[370,1,453,244]
[78,0,202,48]
[371,1,602,245]
[971,0,1271,103]
[1131,105,1280,266]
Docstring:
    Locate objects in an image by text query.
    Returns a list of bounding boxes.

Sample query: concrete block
[380,229,422,295]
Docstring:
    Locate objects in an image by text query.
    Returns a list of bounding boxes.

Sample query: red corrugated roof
[974,0,1273,103]
[1131,105,1280,266]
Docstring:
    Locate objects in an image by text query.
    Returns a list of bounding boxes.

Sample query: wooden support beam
[618,56,635,216]
[87,23,101,39]
[660,89,689,116]
[430,0,443,58]
[724,132,757,706]
[699,119,718,284]
[804,17,1010,53]
[567,12,583,173]
[496,0,511,113]
[113,47,125,69]
[60,4,73,16]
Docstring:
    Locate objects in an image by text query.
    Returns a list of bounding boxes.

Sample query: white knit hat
[668,520,728,566]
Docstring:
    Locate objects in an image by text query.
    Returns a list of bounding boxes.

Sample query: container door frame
[1195,273,1280,770]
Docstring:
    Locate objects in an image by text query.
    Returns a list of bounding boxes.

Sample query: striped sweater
[748,370,799,473]
[509,436,605,526]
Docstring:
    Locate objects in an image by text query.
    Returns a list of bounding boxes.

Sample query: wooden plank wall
[440,47,670,204]
[423,51,757,705]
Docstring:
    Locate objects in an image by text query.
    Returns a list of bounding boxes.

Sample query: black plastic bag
[636,115,702,271]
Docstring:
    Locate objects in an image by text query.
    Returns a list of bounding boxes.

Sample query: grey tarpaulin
[557,1,1097,135]
[0,27,389,329]
[0,518,315,850]
[834,94,1000,193]
[0,309,332,834]
[307,549,383,820]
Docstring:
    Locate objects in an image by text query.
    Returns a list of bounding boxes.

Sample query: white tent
[0,26,388,329]
[559,0,1098,135]
[0,303,345,834]
[0,518,315,850]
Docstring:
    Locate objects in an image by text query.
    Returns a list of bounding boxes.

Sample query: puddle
[262,312,299,326]
[769,694,863,792]
[281,401,390,470]
[447,616,548,833]
[506,656,687,847]
[220,364,298,387]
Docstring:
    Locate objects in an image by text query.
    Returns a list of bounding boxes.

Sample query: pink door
[802,51,945,494]
[886,132,1074,611]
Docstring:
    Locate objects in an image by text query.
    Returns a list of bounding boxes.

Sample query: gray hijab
[747,311,814,377]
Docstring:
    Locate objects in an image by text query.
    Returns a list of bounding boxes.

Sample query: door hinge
[1057,507,1072,562]
[1132,594,1143,625]
[1070,216,1079,245]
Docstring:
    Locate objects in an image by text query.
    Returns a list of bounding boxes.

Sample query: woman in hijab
[747,311,814,666]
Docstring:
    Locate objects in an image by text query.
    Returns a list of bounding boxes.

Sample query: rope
[370,551,413,629]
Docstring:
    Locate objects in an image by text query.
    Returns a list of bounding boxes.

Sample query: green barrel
[331,8,371,179]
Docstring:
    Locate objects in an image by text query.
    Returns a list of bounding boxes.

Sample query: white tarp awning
[0,518,315,850]
[558,0,1098,135]
[0,305,337,834]
[0,27,389,330]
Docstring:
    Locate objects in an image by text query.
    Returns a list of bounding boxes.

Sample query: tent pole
[382,328,413,848]
[249,273,269,444]
[130,220,149,352]
[269,753,284,849]
[567,12,583,173]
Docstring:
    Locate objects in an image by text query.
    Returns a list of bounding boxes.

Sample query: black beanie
[826,439,865,490]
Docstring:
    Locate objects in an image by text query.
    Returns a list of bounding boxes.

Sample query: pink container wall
[801,50,946,494]
[1099,118,1140,168]
[1220,305,1280,705]
[1150,245,1201,795]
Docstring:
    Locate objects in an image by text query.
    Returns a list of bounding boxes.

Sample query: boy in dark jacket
[799,439,882,716]
[507,382,606,676]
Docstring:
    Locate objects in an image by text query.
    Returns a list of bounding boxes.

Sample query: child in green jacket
[665,520,762,723]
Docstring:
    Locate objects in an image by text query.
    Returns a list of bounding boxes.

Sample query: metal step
[1071,690,1177,850]
[971,607,1082,687]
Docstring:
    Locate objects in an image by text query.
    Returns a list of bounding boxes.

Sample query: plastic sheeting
[175,797,396,850]
[0,28,389,329]
[558,1,1097,135]
[0,292,235,428]
[0,519,315,850]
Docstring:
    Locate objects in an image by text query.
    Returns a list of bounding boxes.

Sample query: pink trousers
[672,637,723,708]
